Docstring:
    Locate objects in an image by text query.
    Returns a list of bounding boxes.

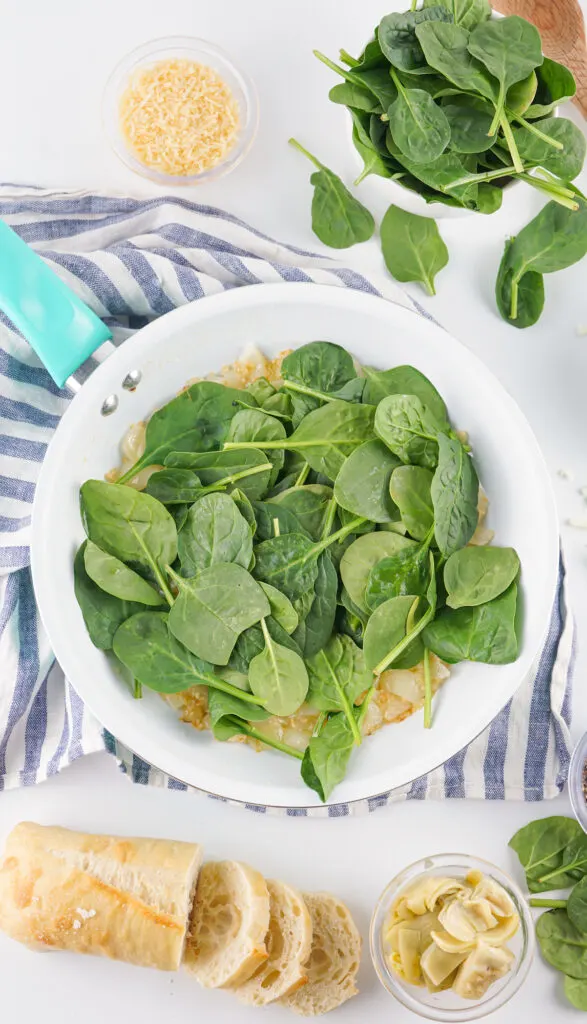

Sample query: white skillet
[23,281,558,809]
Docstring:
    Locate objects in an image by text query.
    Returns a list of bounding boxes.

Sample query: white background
[1,0,587,1020]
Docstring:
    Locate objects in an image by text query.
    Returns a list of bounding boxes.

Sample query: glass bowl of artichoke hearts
[370,853,534,1021]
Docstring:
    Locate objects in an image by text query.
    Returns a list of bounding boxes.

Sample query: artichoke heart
[398,928,424,985]
[438,897,497,942]
[402,876,469,916]
[420,942,470,987]
[452,941,515,1000]
[430,928,475,955]
[470,875,517,919]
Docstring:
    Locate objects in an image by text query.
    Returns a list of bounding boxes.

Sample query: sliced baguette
[283,892,362,1017]
[185,860,270,988]
[234,879,313,1006]
[0,821,202,971]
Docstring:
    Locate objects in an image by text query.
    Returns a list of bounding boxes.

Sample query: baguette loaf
[283,892,362,1016]
[234,879,313,1006]
[185,860,270,987]
[0,822,202,971]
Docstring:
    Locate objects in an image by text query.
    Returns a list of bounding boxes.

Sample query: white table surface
[2,0,587,1020]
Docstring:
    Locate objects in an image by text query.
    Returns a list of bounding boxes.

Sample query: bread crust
[0,822,202,970]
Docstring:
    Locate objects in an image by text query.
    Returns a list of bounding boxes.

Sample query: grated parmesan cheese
[119,58,239,177]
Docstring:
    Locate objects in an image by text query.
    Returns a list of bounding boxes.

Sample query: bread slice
[282,892,362,1016]
[185,860,270,988]
[0,821,202,970]
[234,879,313,1006]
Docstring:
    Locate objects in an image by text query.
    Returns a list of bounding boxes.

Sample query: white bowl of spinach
[31,283,559,808]
[316,4,583,217]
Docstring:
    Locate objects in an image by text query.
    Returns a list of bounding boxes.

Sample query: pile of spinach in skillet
[510,816,587,1011]
[74,341,521,801]
[315,6,585,216]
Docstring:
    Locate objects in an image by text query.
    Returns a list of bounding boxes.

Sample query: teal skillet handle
[0,220,112,387]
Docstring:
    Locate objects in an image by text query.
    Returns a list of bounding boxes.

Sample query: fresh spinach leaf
[389,465,434,540]
[289,138,375,248]
[165,447,272,499]
[509,816,586,892]
[253,515,364,602]
[307,633,370,743]
[380,205,449,295]
[230,486,257,533]
[467,15,543,134]
[258,582,299,634]
[248,618,309,716]
[512,117,586,181]
[565,976,587,1011]
[362,365,447,421]
[375,394,447,469]
[378,6,452,74]
[388,73,451,164]
[80,480,177,604]
[423,582,518,663]
[496,238,545,328]
[228,616,302,674]
[334,440,401,523]
[506,70,538,114]
[301,552,338,657]
[365,540,432,610]
[208,687,272,741]
[74,542,143,650]
[363,594,424,672]
[251,500,309,541]
[329,81,381,113]
[227,408,287,487]
[340,531,417,613]
[167,563,270,666]
[113,611,265,704]
[536,910,587,980]
[117,381,253,483]
[272,485,334,541]
[431,433,479,556]
[386,132,480,204]
[146,468,207,505]
[415,22,499,104]
[177,493,253,576]
[282,341,356,394]
[353,126,397,184]
[301,699,370,801]
[444,545,520,608]
[424,0,490,31]
[83,540,164,606]
[444,103,496,152]
[527,57,576,118]
[568,877,587,935]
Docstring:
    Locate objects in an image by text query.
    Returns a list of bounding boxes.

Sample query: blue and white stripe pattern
[0,186,575,815]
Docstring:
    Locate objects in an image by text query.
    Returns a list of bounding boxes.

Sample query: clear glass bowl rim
[569,732,587,832]
[102,35,259,186]
[370,852,535,1023]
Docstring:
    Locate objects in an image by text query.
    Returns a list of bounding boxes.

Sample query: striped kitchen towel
[0,185,575,815]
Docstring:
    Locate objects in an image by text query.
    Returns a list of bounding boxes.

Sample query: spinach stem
[410,0,418,8]
[489,83,505,138]
[339,48,360,68]
[273,517,281,538]
[423,648,432,729]
[282,379,337,403]
[508,111,564,151]
[205,676,268,706]
[320,497,338,541]
[288,136,322,170]
[518,174,579,210]
[510,278,519,321]
[224,439,366,453]
[529,898,568,909]
[313,50,352,85]
[133,678,143,700]
[313,711,328,737]
[518,172,575,200]
[446,164,519,189]
[228,717,304,759]
[499,114,524,174]
[295,462,311,487]
[312,515,367,558]
[357,685,375,728]
[201,463,270,490]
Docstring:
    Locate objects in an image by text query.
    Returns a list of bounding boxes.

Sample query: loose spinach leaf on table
[334,439,401,524]
[568,877,587,934]
[444,545,520,608]
[164,447,272,499]
[289,138,375,248]
[117,381,254,483]
[375,394,448,469]
[536,910,587,980]
[526,57,576,118]
[431,434,479,556]
[177,493,253,576]
[565,976,587,1011]
[74,543,144,650]
[496,199,587,327]
[389,465,434,541]
[424,0,491,31]
[467,15,543,135]
[387,72,451,164]
[83,540,165,606]
[80,480,177,603]
[378,6,452,74]
[423,582,518,664]
[248,618,309,716]
[362,365,447,421]
[113,611,265,704]
[380,205,449,296]
[340,531,417,613]
[167,562,270,666]
[227,408,287,487]
[509,816,587,891]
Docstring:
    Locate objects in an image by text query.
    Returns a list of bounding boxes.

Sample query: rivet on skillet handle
[0,220,113,387]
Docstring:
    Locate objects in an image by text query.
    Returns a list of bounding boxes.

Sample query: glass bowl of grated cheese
[103,36,258,185]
